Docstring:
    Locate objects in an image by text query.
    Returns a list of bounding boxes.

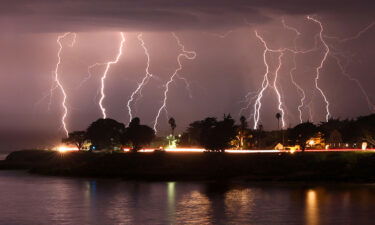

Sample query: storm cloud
[1,0,374,32]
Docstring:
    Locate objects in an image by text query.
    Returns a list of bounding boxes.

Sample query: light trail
[153,32,196,132]
[54,32,76,137]
[98,32,126,119]
[55,146,374,154]
[123,147,374,153]
[307,16,331,122]
[126,33,153,123]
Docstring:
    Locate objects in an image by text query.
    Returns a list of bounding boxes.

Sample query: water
[1,171,375,225]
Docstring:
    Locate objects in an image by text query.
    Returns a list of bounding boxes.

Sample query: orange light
[54,145,78,153]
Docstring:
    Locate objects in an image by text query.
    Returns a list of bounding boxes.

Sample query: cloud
[1,0,374,32]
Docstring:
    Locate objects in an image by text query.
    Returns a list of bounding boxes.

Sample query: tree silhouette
[185,115,237,152]
[289,122,317,150]
[86,118,125,150]
[168,117,176,135]
[62,131,87,150]
[238,116,248,149]
[123,117,155,151]
[275,113,281,129]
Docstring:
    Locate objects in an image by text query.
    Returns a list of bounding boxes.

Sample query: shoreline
[2,149,375,182]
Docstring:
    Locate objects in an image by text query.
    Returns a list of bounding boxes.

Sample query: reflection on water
[1,171,375,225]
[306,190,319,225]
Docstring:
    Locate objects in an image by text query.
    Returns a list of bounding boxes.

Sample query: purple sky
[0,0,374,151]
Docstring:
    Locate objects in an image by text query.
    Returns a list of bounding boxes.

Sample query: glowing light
[98,32,126,119]
[362,142,368,150]
[307,16,331,122]
[126,33,153,123]
[54,145,79,153]
[306,189,319,225]
[54,32,76,137]
[153,33,196,132]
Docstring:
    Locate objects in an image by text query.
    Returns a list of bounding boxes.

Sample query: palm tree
[168,117,176,135]
[276,113,281,129]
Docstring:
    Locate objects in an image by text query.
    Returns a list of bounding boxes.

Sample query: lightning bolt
[325,21,374,43]
[153,32,196,132]
[307,16,331,122]
[332,54,375,112]
[126,33,153,123]
[282,18,308,124]
[253,31,291,129]
[289,55,306,123]
[253,31,272,129]
[98,32,125,119]
[203,30,234,38]
[77,63,105,89]
[273,52,286,128]
[54,32,76,137]
[247,18,320,129]
[323,20,375,112]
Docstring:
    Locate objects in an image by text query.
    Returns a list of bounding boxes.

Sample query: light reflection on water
[1,171,375,225]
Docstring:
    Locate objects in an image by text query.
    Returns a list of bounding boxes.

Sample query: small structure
[327,129,343,149]
[274,143,301,152]
[274,143,284,150]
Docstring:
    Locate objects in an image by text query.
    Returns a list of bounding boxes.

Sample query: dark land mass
[1,150,375,182]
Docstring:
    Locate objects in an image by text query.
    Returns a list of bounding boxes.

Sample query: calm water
[1,171,375,225]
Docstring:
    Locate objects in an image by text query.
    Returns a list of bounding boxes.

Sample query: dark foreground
[2,150,375,181]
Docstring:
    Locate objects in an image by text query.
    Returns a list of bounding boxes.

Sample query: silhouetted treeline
[63,117,155,151]
[63,113,375,151]
[180,114,375,150]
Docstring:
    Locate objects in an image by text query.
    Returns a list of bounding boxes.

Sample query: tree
[289,122,317,150]
[237,116,248,149]
[184,117,217,147]
[62,131,87,150]
[184,115,237,152]
[276,113,281,129]
[168,117,176,135]
[123,117,155,151]
[86,118,125,150]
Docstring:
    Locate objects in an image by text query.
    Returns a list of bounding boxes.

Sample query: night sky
[0,0,374,151]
